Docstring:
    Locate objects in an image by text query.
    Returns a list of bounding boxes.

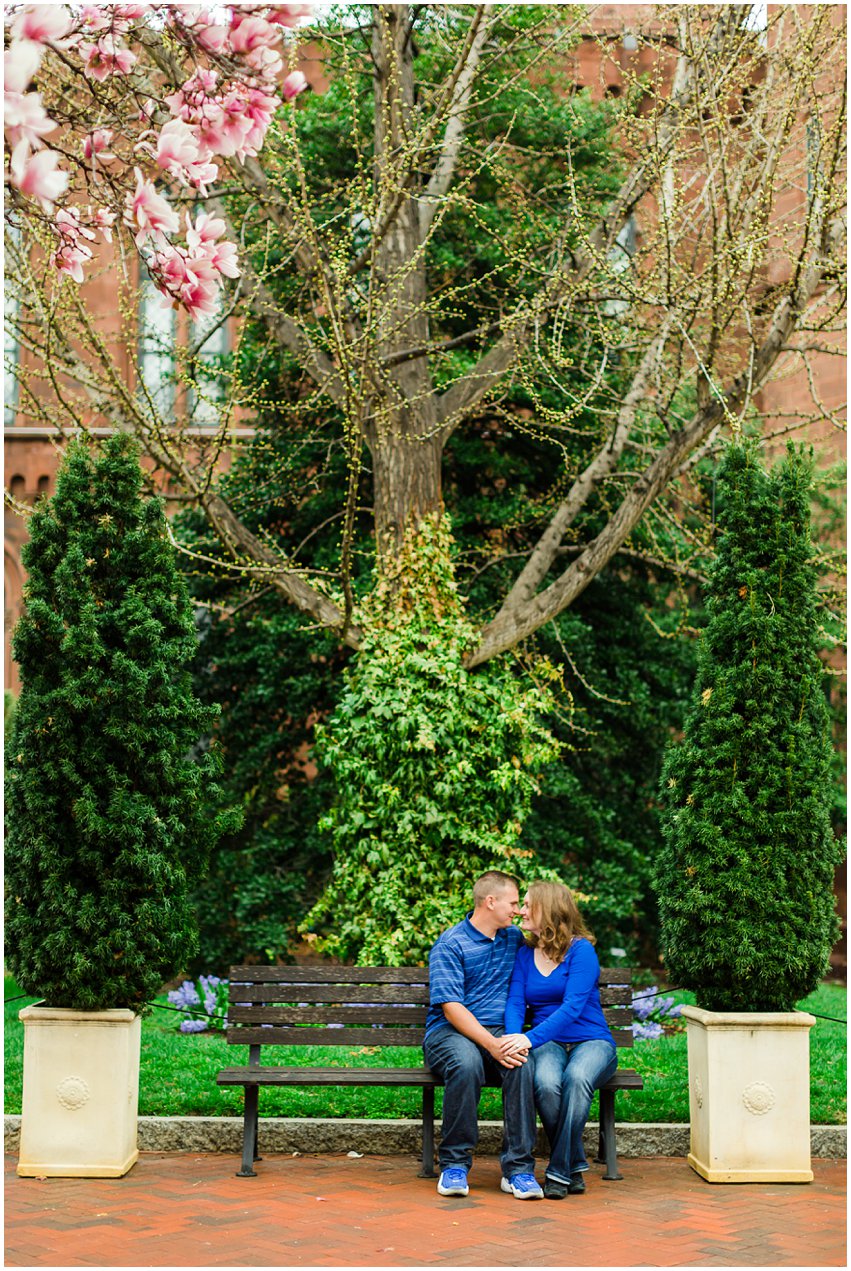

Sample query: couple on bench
[424,870,617,1200]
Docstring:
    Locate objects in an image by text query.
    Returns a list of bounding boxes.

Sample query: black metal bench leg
[598,1088,623,1180]
[237,1086,259,1177]
[419,1086,436,1178]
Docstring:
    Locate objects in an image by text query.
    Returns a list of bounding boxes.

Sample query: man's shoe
[500,1172,544,1200]
[543,1176,569,1200]
[567,1172,586,1194]
[437,1167,469,1197]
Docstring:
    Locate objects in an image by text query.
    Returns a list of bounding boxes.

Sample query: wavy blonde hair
[525,880,594,963]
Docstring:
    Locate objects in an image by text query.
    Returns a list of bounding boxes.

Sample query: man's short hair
[473,870,520,907]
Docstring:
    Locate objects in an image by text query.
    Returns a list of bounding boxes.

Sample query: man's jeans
[533,1038,618,1184]
[423,1025,537,1177]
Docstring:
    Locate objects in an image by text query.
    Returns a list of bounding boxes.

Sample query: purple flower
[168,980,201,1009]
[632,1020,664,1040]
[180,1018,208,1033]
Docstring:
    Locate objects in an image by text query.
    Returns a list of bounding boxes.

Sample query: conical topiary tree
[654,442,843,1012]
[5,435,238,1013]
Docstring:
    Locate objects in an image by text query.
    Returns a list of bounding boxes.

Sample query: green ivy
[302,515,561,963]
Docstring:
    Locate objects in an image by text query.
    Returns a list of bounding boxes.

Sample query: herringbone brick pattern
[5,1153,846,1267]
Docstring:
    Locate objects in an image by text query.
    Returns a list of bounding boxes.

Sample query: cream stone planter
[682,1004,816,1184]
[17,1005,141,1178]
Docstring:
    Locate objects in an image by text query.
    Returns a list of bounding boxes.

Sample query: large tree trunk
[368,5,443,562]
[371,427,443,559]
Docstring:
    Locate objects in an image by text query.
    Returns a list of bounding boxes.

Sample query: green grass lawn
[4,977,845,1124]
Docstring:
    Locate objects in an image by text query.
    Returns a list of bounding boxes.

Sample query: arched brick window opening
[9,474,26,499]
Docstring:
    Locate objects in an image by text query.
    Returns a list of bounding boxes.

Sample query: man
[423,870,543,1199]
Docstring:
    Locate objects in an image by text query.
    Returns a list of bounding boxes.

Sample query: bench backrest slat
[233,1026,428,1047]
[228,983,429,1005]
[228,1005,429,1026]
[228,965,429,984]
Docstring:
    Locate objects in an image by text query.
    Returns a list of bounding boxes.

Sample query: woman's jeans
[533,1038,618,1184]
[424,1025,538,1177]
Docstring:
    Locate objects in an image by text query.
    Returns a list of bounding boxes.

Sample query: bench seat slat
[226,1023,635,1048]
[216,1065,645,1091]
[217,1066,438,1087]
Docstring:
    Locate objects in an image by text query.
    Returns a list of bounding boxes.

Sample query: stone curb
[4,1115,845,1158]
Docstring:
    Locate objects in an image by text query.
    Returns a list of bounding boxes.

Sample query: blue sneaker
[501,1172,544,1199]
[437,1167,469,1197]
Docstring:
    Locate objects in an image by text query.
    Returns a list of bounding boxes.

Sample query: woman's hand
[497,1032,532,1061]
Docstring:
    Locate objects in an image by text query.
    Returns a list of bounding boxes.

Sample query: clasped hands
[493,1032,532,1068]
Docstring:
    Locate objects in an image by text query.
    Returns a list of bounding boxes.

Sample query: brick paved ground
[5,1153,846,1268]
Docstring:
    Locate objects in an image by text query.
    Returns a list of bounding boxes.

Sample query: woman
[500,880,617,1199]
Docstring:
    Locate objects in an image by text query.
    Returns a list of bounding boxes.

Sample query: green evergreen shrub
[301,515,560,964]
[655,443,844,1011]
[5,436,238,1012]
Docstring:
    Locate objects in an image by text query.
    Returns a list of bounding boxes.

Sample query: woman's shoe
[543,1176,569,1200]
[567,1173,586,1194]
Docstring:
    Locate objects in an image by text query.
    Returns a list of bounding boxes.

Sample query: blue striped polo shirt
[425,915,525,1036]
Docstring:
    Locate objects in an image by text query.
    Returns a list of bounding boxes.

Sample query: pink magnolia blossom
[81,36,137,81]
[179,275,219,322]
[151,243,219,322]
[268,3,314,26]
[206,239,239,279]
[282,70,308,102]
[52,242,93,283]
[246,86,279,128]
[172,6,229,54]
[51,207,96,282]
[229,15,280,54]
[3,43,43,94]
[83,128,115,162]
[92,207,116,242]
[186,212,240,280]
[10,5,73,46]
[79,6,112,32]
[4,91,57,150]
[184,158,219,195]
[56,207,96,244]
[186,212,225,245]
[155,118,201,174]
[164,67,220,122]
[245,45,284,82]
[114,4,151,18]
[9,140,69,208]
[125,168,179,247]
[195,103,240,160]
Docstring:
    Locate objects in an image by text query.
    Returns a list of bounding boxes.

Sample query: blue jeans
[423,1025,538,1177]
[533,1038,618,1184]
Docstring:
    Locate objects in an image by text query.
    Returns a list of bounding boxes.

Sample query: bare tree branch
[467,211,846,667]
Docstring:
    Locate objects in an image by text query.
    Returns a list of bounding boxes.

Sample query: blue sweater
[504,939,615,1048]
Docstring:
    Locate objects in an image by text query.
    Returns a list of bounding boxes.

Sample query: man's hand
[441,1002,529,1068]
[488,1034,528,1068]
[497,1033,532,1064]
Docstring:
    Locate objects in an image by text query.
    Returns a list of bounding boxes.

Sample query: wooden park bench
[216,964,644,1179]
